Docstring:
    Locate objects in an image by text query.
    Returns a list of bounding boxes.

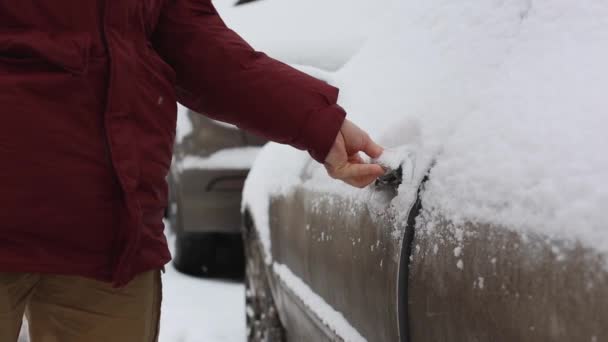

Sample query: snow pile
[273,263,366,342]
[217,0,393,71]
[178,147,262,170]
[245,0,608,254]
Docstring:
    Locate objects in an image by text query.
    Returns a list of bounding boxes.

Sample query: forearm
[153,0,345,162]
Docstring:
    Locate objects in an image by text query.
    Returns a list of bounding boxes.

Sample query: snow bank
[178,147,261,170]
[273,263,366,342]
[245,0,608,255]
[217,0,390,71]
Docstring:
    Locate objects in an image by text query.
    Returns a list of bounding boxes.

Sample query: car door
[266,147,427,341]
[408,195,608,341]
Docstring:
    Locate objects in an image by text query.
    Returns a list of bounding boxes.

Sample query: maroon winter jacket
[0,0,346,286]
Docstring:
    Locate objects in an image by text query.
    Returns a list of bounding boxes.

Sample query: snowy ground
[18,227,246,342]
[158,265,245,342]
[158,229,246,342]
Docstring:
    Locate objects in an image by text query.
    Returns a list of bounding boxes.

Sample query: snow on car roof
[217,0,389,71]
[244,0,608,256]
[178,147,262,171]
[355,0,608,254]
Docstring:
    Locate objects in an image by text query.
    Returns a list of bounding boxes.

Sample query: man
[0,0,384,341]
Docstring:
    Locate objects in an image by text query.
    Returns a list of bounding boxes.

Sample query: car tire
[243,213,286,342]
[173,232,245,278]
[173,231,215,275]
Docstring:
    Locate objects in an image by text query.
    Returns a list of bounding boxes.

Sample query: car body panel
[171,109,265,234]
[176,110,252,155]
[250,140,608,341]
[169,110,265,234]
[177,168,248,233]
[268,186,403,341]
[272,273,339,342]
[408,217,608,342]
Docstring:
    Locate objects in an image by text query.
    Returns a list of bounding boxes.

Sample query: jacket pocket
[0,30,91,75]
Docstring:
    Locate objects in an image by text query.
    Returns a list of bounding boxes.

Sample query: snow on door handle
[373,147,416,188]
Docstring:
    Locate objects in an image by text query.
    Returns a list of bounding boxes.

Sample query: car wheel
[173,232,245,278]
[215,233,245,279]
[243,213,286,342]
[173,231,215,275]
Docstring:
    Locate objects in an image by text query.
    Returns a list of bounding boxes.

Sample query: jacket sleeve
[152,0,346,163]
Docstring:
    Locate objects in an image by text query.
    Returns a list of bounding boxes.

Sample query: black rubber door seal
[398,173,430,342]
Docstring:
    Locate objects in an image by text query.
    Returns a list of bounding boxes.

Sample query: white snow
[176,103,193,143]
[217,0,390,71]
[244,0,608,255]
[456,260,464,270]
[159,264,245,342]
[418,0,608,253]
[211,0,236,10]
[273,263,366,342]
[159,226,246,342]
[178,147,262,170]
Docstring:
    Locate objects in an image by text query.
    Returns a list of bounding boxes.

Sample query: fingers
[361,134,384,159]
[323,119,386,188]
[342,163,385,188]
[325,162,385,188]
[341,119,384,159]
[348,174,381,188]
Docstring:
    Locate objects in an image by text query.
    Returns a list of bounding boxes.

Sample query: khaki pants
[0,270,161,342]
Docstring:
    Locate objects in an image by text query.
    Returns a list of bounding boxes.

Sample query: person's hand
[324,119,385,188]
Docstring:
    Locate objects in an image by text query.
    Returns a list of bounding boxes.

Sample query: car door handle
[375,165,403,187]
[374,148,416,189]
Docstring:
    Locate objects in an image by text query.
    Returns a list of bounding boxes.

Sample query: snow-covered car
[168,105,266,276]
[218,0,383,72]
[242,1,608,341]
